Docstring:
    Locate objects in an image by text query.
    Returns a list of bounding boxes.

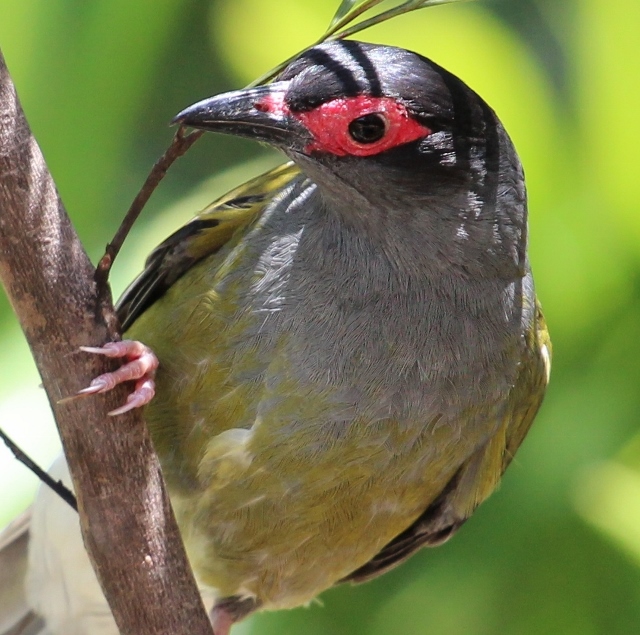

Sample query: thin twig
[0,427,77,511]
[94,126,203,294]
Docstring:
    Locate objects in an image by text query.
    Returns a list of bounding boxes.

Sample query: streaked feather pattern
[118,162,299,330]
[116,161,550,608]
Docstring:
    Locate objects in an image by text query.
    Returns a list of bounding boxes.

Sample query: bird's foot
[210,596,259,635]
[210,606,234,635]
[77,340,158,416]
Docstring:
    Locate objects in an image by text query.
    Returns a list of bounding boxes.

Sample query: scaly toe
[71,340,159,413]
[108,378,156,416]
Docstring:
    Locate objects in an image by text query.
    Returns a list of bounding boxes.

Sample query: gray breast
[220,176,532,425]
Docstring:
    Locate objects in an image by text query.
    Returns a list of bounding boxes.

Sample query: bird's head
[175,40,526,278]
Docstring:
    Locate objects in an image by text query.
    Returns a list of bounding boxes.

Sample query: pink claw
[78,340,158,416]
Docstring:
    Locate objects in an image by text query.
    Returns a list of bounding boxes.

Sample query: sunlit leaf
[248,0,471,86]
[328,0,471,40]
[327,0,471,39]
[328,0,378,29]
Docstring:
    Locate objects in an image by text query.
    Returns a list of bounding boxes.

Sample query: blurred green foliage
[1,0,639,633]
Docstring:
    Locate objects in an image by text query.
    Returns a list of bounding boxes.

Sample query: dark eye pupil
[348,113,387,144]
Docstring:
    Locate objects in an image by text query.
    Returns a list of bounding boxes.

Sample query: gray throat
[227,172,533,423]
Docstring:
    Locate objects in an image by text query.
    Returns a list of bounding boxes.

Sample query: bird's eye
[348,113,388,144]
[295,97,430,156]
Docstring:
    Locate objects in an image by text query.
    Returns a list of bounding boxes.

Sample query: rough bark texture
[0,49,212,635]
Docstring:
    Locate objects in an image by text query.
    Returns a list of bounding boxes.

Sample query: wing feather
[117,162,299,330]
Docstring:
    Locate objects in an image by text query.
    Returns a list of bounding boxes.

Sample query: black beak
[172,81,310,151]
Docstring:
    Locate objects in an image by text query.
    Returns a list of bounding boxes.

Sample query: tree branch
[0,49,212,634]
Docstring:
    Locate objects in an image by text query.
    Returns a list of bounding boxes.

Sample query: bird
[0,39,550,635]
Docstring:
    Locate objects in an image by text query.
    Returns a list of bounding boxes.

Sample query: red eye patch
[256,94,430,157]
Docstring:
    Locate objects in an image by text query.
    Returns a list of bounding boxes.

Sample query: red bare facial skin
[255,94,431,157]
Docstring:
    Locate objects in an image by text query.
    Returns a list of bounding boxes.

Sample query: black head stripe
[429,62,504,218]
[285,47,362,111]
[284,41,385,112]
[338,40,383,98]
[477,98,500,220]
[429,62,478,172]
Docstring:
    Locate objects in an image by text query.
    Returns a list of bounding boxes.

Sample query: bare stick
[0,427,78,511]
[0,49,212,635]
[95,127,203,292]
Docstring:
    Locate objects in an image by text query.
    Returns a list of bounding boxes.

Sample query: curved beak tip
[171,100,209,127]
[168,82,306,150]
[170,111,185,126]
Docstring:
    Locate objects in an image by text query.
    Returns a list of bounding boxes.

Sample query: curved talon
[76,379,110,396]
[108,378,156,416]
[79,344,121,356]
[77,340,159,414]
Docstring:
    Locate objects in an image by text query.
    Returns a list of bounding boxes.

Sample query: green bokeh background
[1,1,639,633]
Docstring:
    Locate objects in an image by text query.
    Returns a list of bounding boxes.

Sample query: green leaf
[329,0,364,28]
[328,0,472,41]
[328,0,381,31]
[247,0,472,87]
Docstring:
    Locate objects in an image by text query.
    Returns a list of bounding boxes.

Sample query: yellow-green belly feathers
[123,167,550,610]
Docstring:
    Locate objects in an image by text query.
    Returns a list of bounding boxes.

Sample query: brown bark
[0,49,212,634]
